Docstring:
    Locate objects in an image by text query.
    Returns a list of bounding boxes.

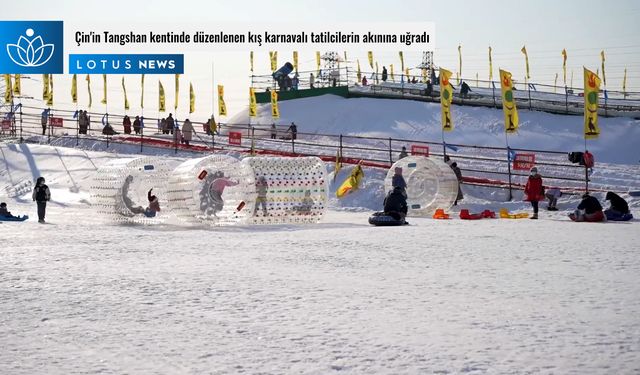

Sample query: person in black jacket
[383,186,408,222]
[32,177,51,223]
[570,193,604,222]
[604,191,630,219]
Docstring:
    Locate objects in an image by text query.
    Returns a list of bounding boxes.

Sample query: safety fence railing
[3,105,637,197]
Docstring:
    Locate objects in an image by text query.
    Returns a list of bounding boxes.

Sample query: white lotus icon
[6,28,55,67]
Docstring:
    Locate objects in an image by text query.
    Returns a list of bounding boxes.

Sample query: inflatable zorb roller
[166,154,256,226]
[91,157,174,224]
[244,156,328,225]
[385,156,459,216]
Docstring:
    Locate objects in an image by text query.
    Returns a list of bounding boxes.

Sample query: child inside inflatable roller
[369,186,409,226]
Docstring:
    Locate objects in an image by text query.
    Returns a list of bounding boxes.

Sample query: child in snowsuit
[144,189,161,218]
[0,202,18,218]
[524,167,544,219]
[545,187,562,211]
[32,177,51,223]
[254,176,269,216]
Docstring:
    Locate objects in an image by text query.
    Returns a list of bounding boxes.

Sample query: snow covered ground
[1,142,640,374]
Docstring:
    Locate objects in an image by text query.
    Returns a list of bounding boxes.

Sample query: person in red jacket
[524,166,544,219]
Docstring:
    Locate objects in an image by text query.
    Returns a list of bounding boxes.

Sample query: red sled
[460,209,496,220]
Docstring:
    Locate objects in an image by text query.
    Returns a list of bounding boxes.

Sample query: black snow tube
[368,212,407,226]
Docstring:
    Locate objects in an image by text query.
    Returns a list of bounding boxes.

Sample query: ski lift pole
[19,104,23,143]
[388,137,393,165]
[505,133,513,201]
[47,107,51,144]
[584,138,589,194]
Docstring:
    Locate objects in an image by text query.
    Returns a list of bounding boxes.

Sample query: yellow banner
[367,51,373,69]
[357,59,361,82]
[336,164,364,198]
[86,74,92,108]
[43,74,49,101]
[405,68,409,81]
[47,75,53,106]
[13,74,21,95]
[4,74,12,103]
[101,74,107,105]
[583,67,601,140]
[159,81,166,112]
[141,74,145,109]
[189,82,195,114]
[270,90,279,118]
[600,50,606,86]
[521,45,530,80]
[562,49,567,85]
[389,64,395,82]
[439,68,453,132]
[218,85,227,116]
[499,69,519,133]
[122,77,130,111]
[249,87,257,117]
[458,45,462,84]
[399,51,404,73]
[316,51,321,73]
[488,46,493,84]
[293,51,298,72]
[174,74,179,110]
[269,51,277,72]
[71,74,77,104]
[250,51,254,72]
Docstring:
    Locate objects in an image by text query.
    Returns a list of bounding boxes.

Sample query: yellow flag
[71,74,77,103]
[422,68,427,83]
[174,74,179,110]
[270,90,279,119]
[562,49,567,85]
[42,74,49,101]
[336,164,364,198]
[521,46,530,80]
[189,82,195,114]
[357,59,361,82]
[4,75,12,103]
[622,68,627,96]
[250,51,254,72]
[101,74,107,105]
[405,68,410,81]
[158,81,166,112]
[293,51,298,72]
[316,51,321,73]
[375,62,379,84]
[333,149,342,182]
[390,64,395,82]
[47,74,53,106]
[141,74,145,109]
[249,87,257,117]
[499,69,519,133]
[13,74,21,95]
[367,51,373,69]
[86,74,92,108]
[122,77,130,111]
[218,85,227,116]
[269,51,277,72]
[399,51,404,73]
[600,51,606,86]
[458,45,462,84]
[583,67,601,140]
[439,68,454,132]
[488,46,493,85]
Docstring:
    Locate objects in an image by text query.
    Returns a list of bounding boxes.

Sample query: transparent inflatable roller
[91,157,174,224]
[244,156,328,225]
[385,156,458,216]
[166,154,256,226]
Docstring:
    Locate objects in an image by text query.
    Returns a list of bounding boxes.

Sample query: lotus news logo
[0,21,63,74]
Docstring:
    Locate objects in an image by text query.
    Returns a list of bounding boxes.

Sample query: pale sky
[4,0,640,122]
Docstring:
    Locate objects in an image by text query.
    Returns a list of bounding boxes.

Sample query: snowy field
[2,207,640,374]
[1,142,639,374]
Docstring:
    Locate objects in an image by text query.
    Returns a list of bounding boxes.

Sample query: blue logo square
[0,21,63,74]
